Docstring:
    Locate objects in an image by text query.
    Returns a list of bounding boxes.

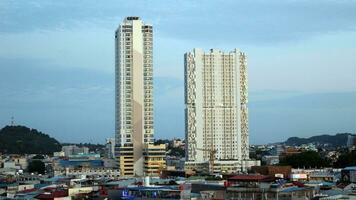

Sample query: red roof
[228,174,273,182]
[336,183,349,189]
[35,190,68,199]
[292,181,305,187]
[17,188,37,193]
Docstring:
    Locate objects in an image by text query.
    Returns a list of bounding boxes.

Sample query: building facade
[105,138,115,159]
[184,48,257,172]
[115,17,164,177]
[62,145,89,157]
[143,144,166,176]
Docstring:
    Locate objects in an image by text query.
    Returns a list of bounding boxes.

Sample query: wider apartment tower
[115,17,165,177]
[184,49,259,173]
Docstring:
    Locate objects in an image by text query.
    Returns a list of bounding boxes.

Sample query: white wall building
[106,138,116,159]
[184,48,258,172]
[62,145,89,157]
[62,167,120,179]
[115,16,155,176]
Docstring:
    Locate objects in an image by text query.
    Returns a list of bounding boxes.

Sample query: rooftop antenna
[11,116,15,126]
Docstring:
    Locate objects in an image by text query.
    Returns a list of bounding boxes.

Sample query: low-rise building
[166,157,185,171]
[226,174,316,200]
[185,160,261,175]
[106,138,116,159]
[143,143,166,177]
[291,168,341,182]
[309,171,335,182]
[280,147,301,160]
[2,156,28,171]
[63,167,120,179]
[52,158,105,176]
[62,145,89,157]
[53,151,65,157]
[251,166,292,179]
[171,138,184,148]
[341,166,356,183]
[262,155,280,165]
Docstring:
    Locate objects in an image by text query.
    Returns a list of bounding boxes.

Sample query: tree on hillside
[28,160,45,174]
[32,155,45,160]
[0,125,61,154]
[154,139,170,146]
[168,147,185,157]
[334,150,356,168]
[279,151,330,168]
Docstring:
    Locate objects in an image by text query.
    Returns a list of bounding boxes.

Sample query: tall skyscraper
[184,49,259,173]
[115,17,165,177]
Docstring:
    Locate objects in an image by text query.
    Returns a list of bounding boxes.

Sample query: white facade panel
[115,17,154,176]
[184,49,250,166]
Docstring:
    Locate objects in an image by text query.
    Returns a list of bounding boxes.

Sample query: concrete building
[262,155,280,165]
[172,138,184,148]
[251,166,292,179]
[62,145,89,157]
[166,157,185,171]
[13,157,28,170]
[2,156,28,171]
[115,16,165,177]
[184,48,258,173]
[226,175,316,200]
[347,135,356,148]
[64,167,120,179]
[53,151,65,157]
[143,144,166,176]
[341,166,356,183]
[105,138,115,159]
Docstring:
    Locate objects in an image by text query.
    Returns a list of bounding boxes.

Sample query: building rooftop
[281,186,313,193]
[228,174,273,182]
[126,16,140,20]
[344,166,356,170]
[127,185,180,192]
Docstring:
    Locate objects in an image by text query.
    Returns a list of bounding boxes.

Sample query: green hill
[0,125,61,154]
[284,133,355,147]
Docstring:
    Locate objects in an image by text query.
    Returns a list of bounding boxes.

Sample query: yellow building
[143,144,166,177]
[115,16,155,177]
[117,144,134,176]
[118,143,166,177]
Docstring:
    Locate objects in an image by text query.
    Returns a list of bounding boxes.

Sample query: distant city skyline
[1,1,356,144]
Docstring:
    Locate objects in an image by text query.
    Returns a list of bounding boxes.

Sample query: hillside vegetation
[285,133,354,147]
[0,125,61,154]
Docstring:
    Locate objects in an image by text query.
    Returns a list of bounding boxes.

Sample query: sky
[0,0,356,144]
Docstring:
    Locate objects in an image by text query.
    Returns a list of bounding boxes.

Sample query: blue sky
[0,0,356,144]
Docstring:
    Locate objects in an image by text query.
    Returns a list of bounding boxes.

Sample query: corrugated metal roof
[228,174,271,181]
[344,166,356,170]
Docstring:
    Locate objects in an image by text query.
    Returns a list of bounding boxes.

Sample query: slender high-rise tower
[185,49,259,173]
[115,17,165,177]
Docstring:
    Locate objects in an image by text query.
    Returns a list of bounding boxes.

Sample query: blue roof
[320,182,335,186]
[0,183,17,187]
[104,179,136,186]
[321,189,348,196]
[15,190,41,199]
[59,159,103,167]
[344,166,356,170]
[127,186,179,191]
[281,186,310,192]
[34,183,50,189]
[306,181,335,186]
[69,153,100,158]
[43,175,67,183]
